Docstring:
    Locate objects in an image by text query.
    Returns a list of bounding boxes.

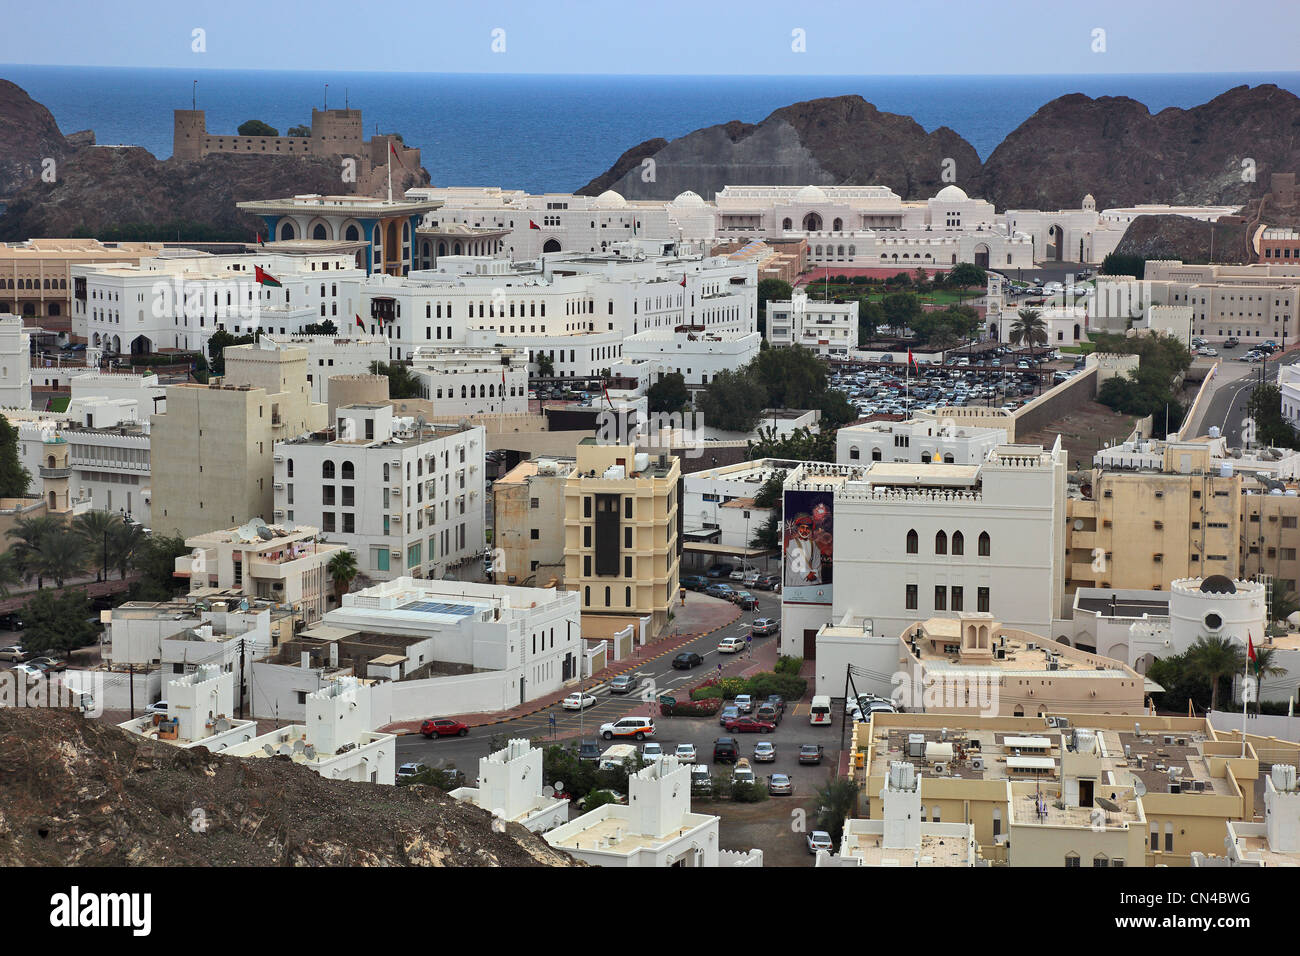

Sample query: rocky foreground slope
[0,709,578,867]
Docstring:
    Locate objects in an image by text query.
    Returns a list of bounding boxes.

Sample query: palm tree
[1009,309,1048,350]
[71,510,124,581]
[327,550,358,601]
[107,521,145,580]
[1187,635,1246,712]
[1269,590,1300,628]
[31,529,87,589]
[0,550,21,599]
[5,514,64,588]
[1249,646,1288,713]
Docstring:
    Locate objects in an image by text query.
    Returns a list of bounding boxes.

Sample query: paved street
[1188,348,1300,445]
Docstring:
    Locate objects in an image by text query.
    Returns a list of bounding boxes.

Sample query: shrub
[662,697,721,717]
[730,781,769,803]
[744,672,808,702]
[774,655,804,676]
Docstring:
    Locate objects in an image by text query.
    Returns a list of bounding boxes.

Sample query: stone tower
[40,434,72,513]
[173,110,208,162]
[310,109,364,158]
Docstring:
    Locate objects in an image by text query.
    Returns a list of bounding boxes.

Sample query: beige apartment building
[1142,260,1300,345]
[853,712,1259,866]
[564,440,680,637]
[151,342,325,538]
[0,239,163,327]
[492,456,573,589]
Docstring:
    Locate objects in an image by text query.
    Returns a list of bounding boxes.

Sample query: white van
[810,695,833,726]
[598,744,638,770]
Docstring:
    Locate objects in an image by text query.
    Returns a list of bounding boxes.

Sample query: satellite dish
[1132,777,1147,798]
[1095,796,1122,813]
[304,745,316,759]
[1073,519,1084,531]
[262,744,275,756]
[277,744,293,757]
[542,785,555,798]
[215,717,230,733]
[293,739,305,753]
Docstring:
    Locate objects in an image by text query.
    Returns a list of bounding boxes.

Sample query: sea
[4,66,1299,194]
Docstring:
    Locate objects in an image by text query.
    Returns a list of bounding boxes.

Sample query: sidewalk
[378,594,743,734]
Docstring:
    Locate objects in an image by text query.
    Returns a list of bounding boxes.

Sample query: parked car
[713,737,740,763]
[562,692,598,711]
[641,742,664,762]
[420,718,470,738]
[732,757,755,785]
[704,583,735,600]
[27,656,67,673]
[755,703,782,726]
[734,693,754,714]
[728,568,747,582]
[0,645,29,662]
[706,564,735,578]
[751,617,780,636]
[753,740,777,762]
[766,695,787,717]
[396,762,427,781]
[10,662,43,680]
[680,575,709,591]
[753,574,781,591]
[730,591,759,610]
[719,705,740,726]
[798,743,825,765]
[807,831,834,854]
[577,739,601,762]
[767,773,794,796]
[717,636,746,654]
[723,716,775,734]
[672,651,703,670]
[608,673,637,694]
[0,613,23,631]
[674,743,697,763]
[599,716,655,741]
[742,570,761,587]
[147,700,169,717]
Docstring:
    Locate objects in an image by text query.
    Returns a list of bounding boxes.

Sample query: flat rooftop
[546,808,716,855]
[840,827,972,866]
[1076,596,1171,617]
[1009,788,1141,829]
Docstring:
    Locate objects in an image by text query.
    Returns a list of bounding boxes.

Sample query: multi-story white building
[0,315,31,409]
[682,457,797,555]
[71,248,366,357]
[274,404,485,581]
[837,419,1008,466]
[409,345,529,416]
[622,328,761,390]
[766,291,858,356]
[780,439,1067,673]
[261,333,390,406]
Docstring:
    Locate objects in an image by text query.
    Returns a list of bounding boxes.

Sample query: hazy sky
[2,0,1297,75]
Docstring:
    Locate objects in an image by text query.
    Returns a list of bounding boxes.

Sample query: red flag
[256,232,265,247]
[389,140,406,169]
[1248,633,1257,669]
[680,274,687,287]
[529,220,541,230]
[603,383,612,407]
[907,348,919,371]
[355,313,365,330]
[254,265,281,288]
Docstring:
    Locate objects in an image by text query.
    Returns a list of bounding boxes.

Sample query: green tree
[944,262,987,290]
[328,549,359,600]
[287,124,311,137]
[750,511,780,550]
[859,300,885,343]
[368,361,421,400]
[71,510,124,581]
[302,319,338,335]
[747,425,836,463]
[207,330,256,376]
[30,529,87,588]
[0,550,21,599]
[1246,383,1300,450]
[1146,651,1212,714]
[1248,646,1288,713]
[752,346,827,410]
[5,514,63,588]
[1100,253,1146,279]
[0,415,31,497]
[535,353,555,377]
[818,388,858,429]
[237,119,279,137]
[128,532,190,602]
[107,521,146,580]
[21,588,97,655]
[698,368,767,433]
[1009,309,1048,349]
[757,278,793,337]
[813,777,860,846]
[881,292,921,336]
[1269,589,1300,626]
[1187,635,1246,712]
[646,372,689,415]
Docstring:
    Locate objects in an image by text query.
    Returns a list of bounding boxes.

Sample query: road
[396,585,798,776]
[1192,350,1300,446]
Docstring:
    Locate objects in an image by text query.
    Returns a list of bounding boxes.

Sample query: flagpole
[1242,633,1252,757]
[387,142,392,203]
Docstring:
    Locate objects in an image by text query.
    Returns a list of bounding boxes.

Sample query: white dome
[795,184,828,204]
[673,190,706,206]
[593,189,627,209]
[934,184,968,202]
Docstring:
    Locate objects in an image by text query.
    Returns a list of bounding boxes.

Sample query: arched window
[341,461,355,480]
[935,531,947,555]
[849,445,859,460]
[345,224,360,242]
[833,218,843,232]
[921,452,932,463]
[872,447,882,461]
[782,217,792,231]
[978,531,991,556]
[312,223,328,240]
[322,461,335,479]
[287,459,294,478]
[625,586,632,606]
[906,529,918,554]
[952,531,964,555]
[943,453,955,464]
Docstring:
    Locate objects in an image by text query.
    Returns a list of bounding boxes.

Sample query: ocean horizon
[4,65,1299,195]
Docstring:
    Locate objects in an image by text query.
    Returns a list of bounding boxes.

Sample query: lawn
[806,286,982,307]
[48,396,70,412]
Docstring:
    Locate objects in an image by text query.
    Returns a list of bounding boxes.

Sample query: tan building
[178,521,343,623]
[492,456,573,589]
[151,342,324,537]
[0,239,162,327]
[564,440,680,637]
[898,614,1146,718]
[1141,259,1300,345]
[853,712,1260,867]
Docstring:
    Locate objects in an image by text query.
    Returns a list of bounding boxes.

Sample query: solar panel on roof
[399,601,476,617]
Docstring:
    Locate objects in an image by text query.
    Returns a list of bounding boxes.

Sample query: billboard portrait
[783,489,833,604]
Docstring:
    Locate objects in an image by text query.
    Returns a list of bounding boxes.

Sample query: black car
[577,739,601,762]
[713,737,740,763]
[0,613,23,631]
[672,651,703,670]
[753,574,781,591]
[706,564,734,579]
[680,575,709,591]
[765,695,787,717]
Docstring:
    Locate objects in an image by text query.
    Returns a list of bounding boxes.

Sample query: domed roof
[935,184,969,202]
[672,190,706,206]
[593,189,627,209]
[794,184,828,204]
[1199,574,1237,595]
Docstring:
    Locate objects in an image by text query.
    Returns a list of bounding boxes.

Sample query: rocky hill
[0,79,73,199]
[578,95,980,202]
[1113,214,1253,265]
[580,85,1300,212]
[0,708,579,867]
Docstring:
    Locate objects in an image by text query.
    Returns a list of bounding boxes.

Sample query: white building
[449,738,570,832]
[682,457,797,557]
[409,345,529,416]
[262,333,390,406]
[837,418,1008,466]
[781,440,1066,694]
[545,757,724,867]
[1280,365,1300,431]
[1194,766,1300,867]
[322,576,584,715]
[622,328,761,390]
[0,315,32,409]
[118,664,261,752]
[766,291,859,357]
[274,404,485,581]
[72,248,366,357]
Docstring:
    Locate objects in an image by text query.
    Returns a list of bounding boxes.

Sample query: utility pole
[128,663,135,718]
[238,637,246,719]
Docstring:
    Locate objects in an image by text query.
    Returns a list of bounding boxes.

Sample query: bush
[689,676,746,700]
[774,655,804,676]
[730,781,769,803]
[744,672,808,702]
[662,697,721,717]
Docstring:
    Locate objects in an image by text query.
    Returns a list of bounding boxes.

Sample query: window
[341,461,355,480]
[977,587,990,613]
[1065,853,1080,868]
[951,586,963,611]
[951,531,964,555]
[322,461,335,479]
[934,586,947,611]
[1165,823,1174,853]
[906,584,918,610]
[935,531,947,555]
[530,528,539,540]
[906,529,918,554]
[584,497,592,518]
[978,531,990,557]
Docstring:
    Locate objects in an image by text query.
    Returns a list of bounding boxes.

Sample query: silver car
[807,830,834,854]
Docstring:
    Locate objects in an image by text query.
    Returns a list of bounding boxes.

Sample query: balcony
[39,465,71,479]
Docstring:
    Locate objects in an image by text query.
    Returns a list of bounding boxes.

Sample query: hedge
[686,671,808,704]
[661,697,721,717]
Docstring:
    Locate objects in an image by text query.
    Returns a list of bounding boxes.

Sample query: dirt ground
[1017,401,1139,471]
[712,787,829,867]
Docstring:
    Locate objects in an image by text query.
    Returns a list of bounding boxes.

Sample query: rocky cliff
[581,85,1300,212]
[0,708,579,867]
[1113,214,1253,265]
[0,79,73,199]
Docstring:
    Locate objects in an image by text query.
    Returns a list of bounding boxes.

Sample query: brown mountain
[0,707,579,867]
[0,79,73,199]
[577,95,981,202]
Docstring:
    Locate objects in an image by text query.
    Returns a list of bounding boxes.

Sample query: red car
[723,716,776,734]
[420,718,470,738]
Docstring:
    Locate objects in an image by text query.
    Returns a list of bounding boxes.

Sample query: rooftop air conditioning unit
[971,755,985,771]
